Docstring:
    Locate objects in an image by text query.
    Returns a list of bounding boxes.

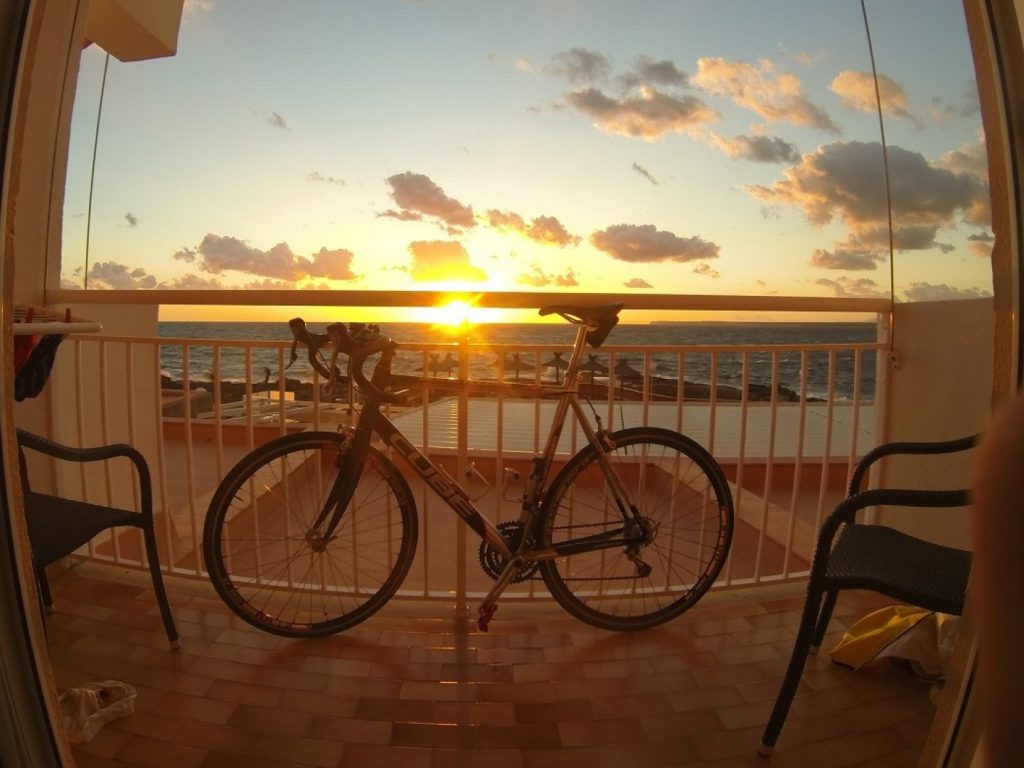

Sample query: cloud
[526,215,579,247]
[901,282,992,302]
[189,234,359,282]
[124,212,138,228]
[183,0,212,16]
[267,111,290,130]
[307,171,345,186]
[936,139,991,227]
[590,224,720,263]
[241,277,320,290]
[408,240,487,282]
[546,48,612,84]
[816,276,888,298]
[968,231,995,257]
[830,70,921,126]
[518,265,579,287]
[485,209,579,246]
[710,133,800,163]
[380,172,475,233]
[810,247,884,270]
[692,57,839,133]
[693,262,721,278]
[485,209,526,232]
[84,261,158,290]
[62,260,345,292]
[172,246,196,263]
[624,277,652,288]
[565,86,717,140]
[546,49,715,140]
[745,140,989,255]
[163,273,227,290]
[632,162,659,184]
[513,57,536,73]
[621,56,688,89]
[936,139,988,178]
[307,247,359,279]
[928,83,981,122]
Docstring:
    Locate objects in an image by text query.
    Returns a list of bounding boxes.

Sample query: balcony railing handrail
[85,332,886,357]
[49,288,892,314]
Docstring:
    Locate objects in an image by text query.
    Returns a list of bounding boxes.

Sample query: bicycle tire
[538,426,733,631]
[203,431,417,637]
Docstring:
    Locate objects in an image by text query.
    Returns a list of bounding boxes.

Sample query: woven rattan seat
[17,429,180,649]
[827,524,971,616]
[759,435,976,756]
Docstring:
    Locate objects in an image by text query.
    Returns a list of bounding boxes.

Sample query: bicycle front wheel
[203,431,417,637]
[539,427,733,631]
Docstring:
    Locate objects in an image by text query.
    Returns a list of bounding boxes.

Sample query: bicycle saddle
[538,303,623,348]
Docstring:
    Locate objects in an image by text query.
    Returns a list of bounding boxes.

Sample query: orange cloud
[408,240,487,283]
[830,70,921,126]
[692,57,839,133]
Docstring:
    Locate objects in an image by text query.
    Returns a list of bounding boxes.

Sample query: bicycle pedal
[477,603,498,632]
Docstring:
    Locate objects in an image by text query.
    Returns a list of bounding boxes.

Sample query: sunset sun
[434,299,472,329]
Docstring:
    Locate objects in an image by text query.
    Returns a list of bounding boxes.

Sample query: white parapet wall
[878,297,994,549]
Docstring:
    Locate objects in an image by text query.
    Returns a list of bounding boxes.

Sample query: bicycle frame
[309,320,649,616]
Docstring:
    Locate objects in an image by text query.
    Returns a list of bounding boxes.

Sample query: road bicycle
[202,303,734,636]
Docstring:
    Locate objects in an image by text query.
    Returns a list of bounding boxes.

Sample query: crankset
[478,521,539,582]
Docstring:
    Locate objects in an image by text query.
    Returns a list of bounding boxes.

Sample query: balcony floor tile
[42,564,935,767]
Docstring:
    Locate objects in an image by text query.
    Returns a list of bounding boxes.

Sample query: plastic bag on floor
[830,605,959,682]
[58,680,137,743]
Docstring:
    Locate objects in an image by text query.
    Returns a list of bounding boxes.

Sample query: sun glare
[434,299,472,329]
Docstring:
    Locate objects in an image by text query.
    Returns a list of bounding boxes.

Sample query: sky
[60,0,993,322]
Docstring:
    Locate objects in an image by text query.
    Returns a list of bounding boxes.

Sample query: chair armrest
[848,435,978,495]
[16,429,153,510]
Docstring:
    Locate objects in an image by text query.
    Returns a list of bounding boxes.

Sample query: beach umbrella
[419,352,458,378]
[437,352,458,376]
[614,358,643,398]
[541,351,569,383]
[579,354,608,386]
[492,352,534,381]
[614,358,643,380]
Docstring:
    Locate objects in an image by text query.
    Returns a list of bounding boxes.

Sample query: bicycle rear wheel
[203,431,417,637]
[539,427,733,631]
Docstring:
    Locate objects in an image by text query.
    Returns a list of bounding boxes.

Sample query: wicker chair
[759,435,976,756]
[17,429,180,649]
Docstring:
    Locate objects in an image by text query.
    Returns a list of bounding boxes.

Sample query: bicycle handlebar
[288,302,624,404]
[288,317,402,403]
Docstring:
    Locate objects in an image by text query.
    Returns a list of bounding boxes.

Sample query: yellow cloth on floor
[830,604,933,670]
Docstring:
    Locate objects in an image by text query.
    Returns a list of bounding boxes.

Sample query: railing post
[454,331,470,620]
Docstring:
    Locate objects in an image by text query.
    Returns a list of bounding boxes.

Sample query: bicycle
[202,303,734,636]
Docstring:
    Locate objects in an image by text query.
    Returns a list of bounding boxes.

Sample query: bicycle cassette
[478,521,539,582]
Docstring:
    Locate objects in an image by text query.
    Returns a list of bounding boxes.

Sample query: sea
[159,321,879,402]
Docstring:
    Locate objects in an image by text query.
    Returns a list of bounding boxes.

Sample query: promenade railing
[38,325,886,604]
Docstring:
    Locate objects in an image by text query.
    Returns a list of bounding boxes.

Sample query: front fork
[310,423,372,546]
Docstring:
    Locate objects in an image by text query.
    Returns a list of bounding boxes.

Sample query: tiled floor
[42,563,937,767]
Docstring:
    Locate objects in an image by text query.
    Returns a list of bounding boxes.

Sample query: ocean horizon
[158,320,878,402]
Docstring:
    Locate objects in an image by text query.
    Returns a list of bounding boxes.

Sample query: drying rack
[13,305,102,336]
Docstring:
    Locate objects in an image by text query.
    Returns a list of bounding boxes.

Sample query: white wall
[876,298,994,549]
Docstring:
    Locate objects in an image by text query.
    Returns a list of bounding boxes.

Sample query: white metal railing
[34,323,885,605]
